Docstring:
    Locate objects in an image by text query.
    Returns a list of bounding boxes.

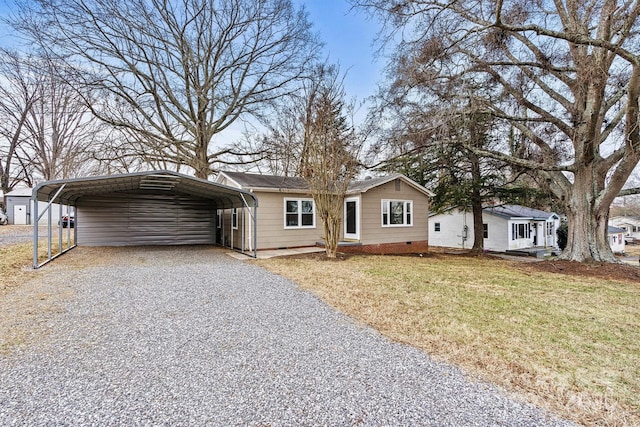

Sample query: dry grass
[255,253,640,426]
[0,242,38,292]
[1,232,79,353]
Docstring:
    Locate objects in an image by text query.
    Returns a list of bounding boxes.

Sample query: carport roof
[33,170,258,209]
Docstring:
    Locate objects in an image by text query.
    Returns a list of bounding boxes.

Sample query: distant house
[609,216,640,244]
[428,205,560,253]
[215,171,433,254]
[608,226,626,254]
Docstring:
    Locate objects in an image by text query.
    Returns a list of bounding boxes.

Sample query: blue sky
[297,0,383,102]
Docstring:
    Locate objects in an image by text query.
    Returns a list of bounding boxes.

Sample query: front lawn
[256,253,640,426]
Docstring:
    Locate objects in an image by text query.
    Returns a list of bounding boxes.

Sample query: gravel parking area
[0,224,56,245]
[0,246,574,426]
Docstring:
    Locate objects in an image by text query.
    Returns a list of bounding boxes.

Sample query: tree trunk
[469,148,484,253]
[193,141,210,179]
[321,211,341,258]
[559,170,617,263]
[471,198,484,253]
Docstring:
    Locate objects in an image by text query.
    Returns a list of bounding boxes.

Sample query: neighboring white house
[608,226,626,254]
[429,205,560,252]
[609,216,640,244]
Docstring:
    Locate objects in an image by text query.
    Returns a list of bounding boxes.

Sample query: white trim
[344,197,360,239]
[284,198,316,229]
[381,199,413,227]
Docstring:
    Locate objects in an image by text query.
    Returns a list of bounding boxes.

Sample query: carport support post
[47,195,52,260]
[73,205,77,247]
[33,196,39,268]
[59,202,63,252]
[253,206,257,258]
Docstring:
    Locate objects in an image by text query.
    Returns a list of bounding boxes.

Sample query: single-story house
[428,205,560,253]
[609,216,640,244]
[215,171,433,254]
[608,226,626,254]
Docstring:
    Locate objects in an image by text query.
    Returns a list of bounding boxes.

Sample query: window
[217,209,222,228]
[546,221,554,236]
[382,200,413,226]
[231,208,238,230]
[511,223,530,240]
[285,198,315,228]
[483,223,488,239]
[434,222,441,232]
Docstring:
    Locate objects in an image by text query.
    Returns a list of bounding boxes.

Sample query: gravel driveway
[0,246,574,426]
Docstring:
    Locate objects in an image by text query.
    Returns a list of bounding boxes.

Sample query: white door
[344,197,360,240]
[13,205,27,225]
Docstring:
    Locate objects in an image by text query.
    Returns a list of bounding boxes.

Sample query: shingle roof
[484,204,557,220]
[220,171,308,190]
[218,171,434,196]
[609,226,626,233]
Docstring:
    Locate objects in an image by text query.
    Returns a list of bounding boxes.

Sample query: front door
[344,197,359,240]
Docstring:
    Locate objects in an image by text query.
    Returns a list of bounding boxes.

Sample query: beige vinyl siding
[253,191,324,249]
[358,179,429,245]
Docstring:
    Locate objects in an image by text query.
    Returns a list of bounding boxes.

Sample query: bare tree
[251,64,362,257]
[354,0,640,262]
[13,0,320,179]
[299,65,361,258]
[0,49,39,193]
[17,57,100,181]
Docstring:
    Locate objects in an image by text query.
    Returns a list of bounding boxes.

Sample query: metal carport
[32,170,259,268]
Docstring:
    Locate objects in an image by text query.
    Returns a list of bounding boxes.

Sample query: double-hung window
[381,200,413,227]
[285,198,315,228]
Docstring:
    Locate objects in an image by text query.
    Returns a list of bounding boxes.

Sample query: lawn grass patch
[256,253,640,426]
[0,242,35,292]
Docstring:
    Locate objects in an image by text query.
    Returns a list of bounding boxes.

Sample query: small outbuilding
[5,187,33,225]
[32,170,258,267]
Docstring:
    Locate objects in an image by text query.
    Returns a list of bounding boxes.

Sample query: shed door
[13,205,27,225]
